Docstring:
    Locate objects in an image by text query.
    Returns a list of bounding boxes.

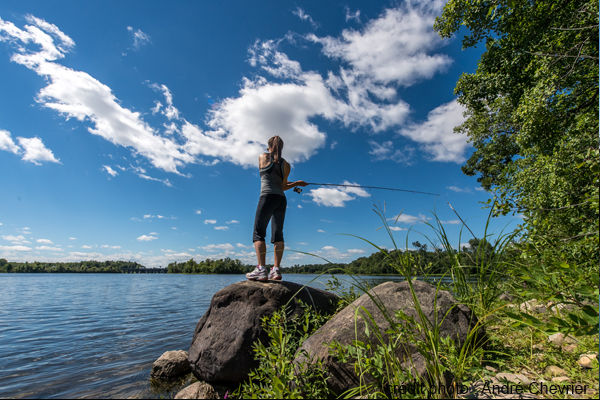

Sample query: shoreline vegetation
[0,241,495,276]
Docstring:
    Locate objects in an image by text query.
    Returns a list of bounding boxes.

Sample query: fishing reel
[293,186,303,194]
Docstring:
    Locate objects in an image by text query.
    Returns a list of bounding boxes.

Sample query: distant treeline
[282,238,508,276]
[166,258,254,274]
[0,259,144,273]
[1,239,505,275]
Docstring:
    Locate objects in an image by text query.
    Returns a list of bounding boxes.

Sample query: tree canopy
[434,0,599,267]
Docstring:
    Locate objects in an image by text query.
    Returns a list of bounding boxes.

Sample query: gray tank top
[260,154,285,197]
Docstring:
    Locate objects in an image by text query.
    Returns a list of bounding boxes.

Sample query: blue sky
[0,0,521,268]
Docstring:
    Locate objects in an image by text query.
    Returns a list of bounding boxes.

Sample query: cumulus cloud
[2,235,26,244]
[347,249,365,254]
[388,213,429,224]
[214,226,229,231]
[0,6,465,177]
[102,165,118,177]
[202,243,234,251]
[237,243,250,248]
[36,239,53,244]
[308,0,450,87]
[226,220,239,224]
[137,235,157,241]
[204,219,217,224]
[389,226,407,231]
[397,100,468,163]
[318,229,326,233]
[195,210,202,215]
[0,245,32,252]
[69,237,76,240]
[17,137,60,165]
[307,181,370,207]
[1,129,59,165]
[0,129,21,154]
[36,245,63,251]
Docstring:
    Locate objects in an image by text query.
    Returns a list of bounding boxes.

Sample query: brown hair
[268,136,284,162]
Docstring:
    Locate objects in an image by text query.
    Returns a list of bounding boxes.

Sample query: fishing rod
[293,183,439,196]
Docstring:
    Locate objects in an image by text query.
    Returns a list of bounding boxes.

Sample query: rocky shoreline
[150,279,482,399]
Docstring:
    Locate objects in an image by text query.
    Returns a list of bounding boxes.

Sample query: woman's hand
[295,180,308,187]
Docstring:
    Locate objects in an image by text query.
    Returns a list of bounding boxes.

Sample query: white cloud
[237,243,250,249]
[101,245,121,249]
[318,229,326,233]
[0,245,32,252]
[226,220,239,224]
[307,181,370,207]
[389,226,407,231]
[137,235,157,241]
[204,219,217,224]
[0,129,21,154]
[172,227,177,230]
[102,165,118,177]
[441,220,461,225]
[81,245,93,249]
[195,210,202,215]
[17,137,60,165]
[143,215,154,219]
[36,246,63,251]
[2,235,24,241]
[202,243,234,251]
[388,213,429,224]
[69,237,76,240]
[345,7,361,23]
[157,215,167,219]
[36,239,53,244]
[322,245,337,251]
[0,18,194,174]
[297,205,302,209]
[347,249,365,254]
[128,27,151,49]
[293,7,319,29]
[214,226,229,231]
[447,186,472,193]
[397,100,468,163]
[149,83,180,120]
[308,1,451,87]
[368,140,414,164]
[149,232,158,235]
[475,187,486,192]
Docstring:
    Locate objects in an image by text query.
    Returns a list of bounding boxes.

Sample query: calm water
[0,273,408,399]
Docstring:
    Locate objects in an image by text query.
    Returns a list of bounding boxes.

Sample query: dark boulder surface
[295,280,483,395]
[188,280,339,385]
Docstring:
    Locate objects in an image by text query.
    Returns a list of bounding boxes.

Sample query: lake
[0,273,413,399]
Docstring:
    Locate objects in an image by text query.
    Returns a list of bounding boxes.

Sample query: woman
[246,136,308,282]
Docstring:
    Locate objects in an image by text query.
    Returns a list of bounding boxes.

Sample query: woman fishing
[246,136,308,282]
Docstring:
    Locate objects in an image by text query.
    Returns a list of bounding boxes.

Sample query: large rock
[174,382,219,399]
[188,280,338,385]
[295,280,482,395]
[151,350,192,379]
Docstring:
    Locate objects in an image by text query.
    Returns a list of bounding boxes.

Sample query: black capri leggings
[253,194,287,243]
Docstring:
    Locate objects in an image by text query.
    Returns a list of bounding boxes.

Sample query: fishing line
[293,183,439,196]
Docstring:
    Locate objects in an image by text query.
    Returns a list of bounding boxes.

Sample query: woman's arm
[281,160,308,191]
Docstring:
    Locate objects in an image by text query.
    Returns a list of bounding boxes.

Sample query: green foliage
[326,205,486,399]
[166,258,253,274]
[325,275,363,312]
[0,260,143,273]
[434,0,599,270]
[235,302,332,399]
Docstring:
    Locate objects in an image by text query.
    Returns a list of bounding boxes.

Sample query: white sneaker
[246,266,268,281]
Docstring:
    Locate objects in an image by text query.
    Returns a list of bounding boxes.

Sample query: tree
[435,0,599,267]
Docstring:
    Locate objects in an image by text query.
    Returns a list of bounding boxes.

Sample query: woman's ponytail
[268,136,284,162]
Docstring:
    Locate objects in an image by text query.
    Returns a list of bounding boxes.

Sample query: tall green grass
[240,202,518,398]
